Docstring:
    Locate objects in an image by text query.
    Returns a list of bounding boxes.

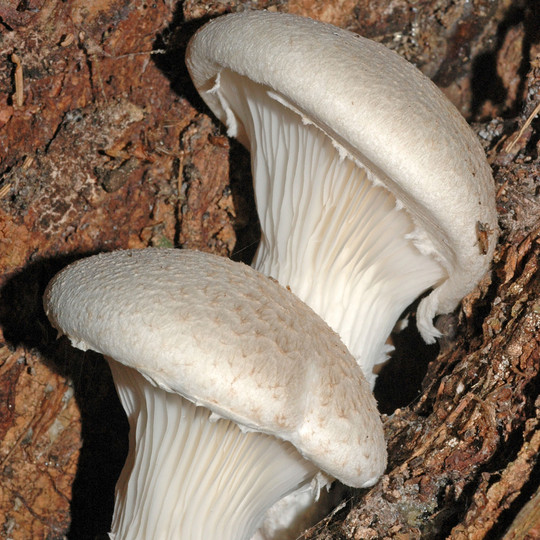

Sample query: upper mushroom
[44,248,385,540]
[186,11,498,386]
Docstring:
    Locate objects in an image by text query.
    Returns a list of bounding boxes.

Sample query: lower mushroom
[44,248,386,540]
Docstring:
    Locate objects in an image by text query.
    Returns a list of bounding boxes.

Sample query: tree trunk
[0,1,538,538]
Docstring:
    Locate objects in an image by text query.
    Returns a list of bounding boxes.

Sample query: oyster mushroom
[186,11,498,387]
[44,248,386,540]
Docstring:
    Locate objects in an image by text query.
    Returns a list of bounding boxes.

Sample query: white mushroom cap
[186,11,498,384]
[44,248,386,539]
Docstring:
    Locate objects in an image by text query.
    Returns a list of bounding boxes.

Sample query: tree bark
[0,1,538,538]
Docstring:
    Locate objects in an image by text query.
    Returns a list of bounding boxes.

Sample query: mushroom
[186,11,498,387]
[44,248,386,540]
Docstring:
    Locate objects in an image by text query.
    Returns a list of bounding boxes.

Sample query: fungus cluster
[44,9,498,540]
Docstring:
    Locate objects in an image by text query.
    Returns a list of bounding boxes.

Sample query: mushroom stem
[108,361,320,540]
[217,71,445,385]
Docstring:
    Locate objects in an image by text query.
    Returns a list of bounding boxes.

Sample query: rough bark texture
[0,1,538,539]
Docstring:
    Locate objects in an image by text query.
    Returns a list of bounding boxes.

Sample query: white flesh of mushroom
[108,362,321,540]
[214,72,445,387]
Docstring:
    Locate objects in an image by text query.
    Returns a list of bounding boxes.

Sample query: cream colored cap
[186,11,498,341]
[44,248,386,488]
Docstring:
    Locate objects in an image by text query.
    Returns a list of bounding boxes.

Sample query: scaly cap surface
[44,248,386,487]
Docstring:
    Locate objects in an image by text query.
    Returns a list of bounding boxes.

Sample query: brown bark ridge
[0,0,538,538]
